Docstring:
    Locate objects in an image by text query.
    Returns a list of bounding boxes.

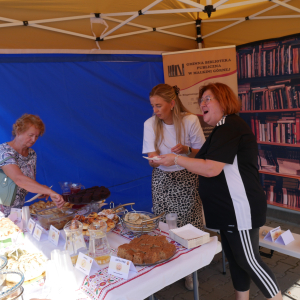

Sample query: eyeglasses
[199,95,214,105]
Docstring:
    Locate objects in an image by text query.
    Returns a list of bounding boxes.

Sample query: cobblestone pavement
[146,218,300,300]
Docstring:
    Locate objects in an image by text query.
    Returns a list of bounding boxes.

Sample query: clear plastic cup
[166,213,178,230]
[22,206,30,227]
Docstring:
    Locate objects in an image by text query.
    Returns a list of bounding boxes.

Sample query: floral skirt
[152,167,204,230]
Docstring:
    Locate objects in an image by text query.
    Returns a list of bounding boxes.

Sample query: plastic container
[169,224,210,249]
[0,270,24,300]
[36,206,76,230]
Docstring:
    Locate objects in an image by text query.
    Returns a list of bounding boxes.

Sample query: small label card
[75,252,99,276]
[33,224,44,241]
[264,226,282,242]
[108,255,137,280]
[48,225,60,246]
[275,229,295,245]
[27,218,36,234]
[10,208,22,223]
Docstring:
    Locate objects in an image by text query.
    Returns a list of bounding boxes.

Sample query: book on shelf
[237,36,300,79]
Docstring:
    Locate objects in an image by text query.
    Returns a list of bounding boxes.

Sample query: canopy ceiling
[0,0,299,51]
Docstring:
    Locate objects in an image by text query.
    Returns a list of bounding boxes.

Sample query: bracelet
[174,155,180,169]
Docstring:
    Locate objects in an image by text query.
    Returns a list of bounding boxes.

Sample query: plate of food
[72,212,117,235]
[29,200,73,215]
[121,211,164,234]
[117,235,176,266]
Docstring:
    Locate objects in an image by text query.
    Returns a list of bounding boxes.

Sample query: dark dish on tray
[67,186,111,204]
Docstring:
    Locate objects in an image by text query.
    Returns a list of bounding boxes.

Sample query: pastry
[117,235,176,265]
[0,218,21,238]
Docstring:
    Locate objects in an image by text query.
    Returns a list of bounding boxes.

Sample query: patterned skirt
[152,167,204,230]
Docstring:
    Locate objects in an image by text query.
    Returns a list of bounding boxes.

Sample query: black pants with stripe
[220,228,280,298]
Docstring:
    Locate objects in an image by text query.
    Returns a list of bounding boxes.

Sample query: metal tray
[117,250,175,266]
[120,211,164,234]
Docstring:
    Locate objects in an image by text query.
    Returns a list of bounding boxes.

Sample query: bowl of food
[36,206,76,230]
[120,211,164,234]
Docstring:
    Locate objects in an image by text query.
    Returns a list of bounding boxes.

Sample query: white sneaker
[185,274,199,291]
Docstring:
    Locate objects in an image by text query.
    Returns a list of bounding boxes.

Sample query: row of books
[251,113,300,144]
[238,82,300,111]
[264,178,300,208]
[258,148,300,176]
[237,37,300,79]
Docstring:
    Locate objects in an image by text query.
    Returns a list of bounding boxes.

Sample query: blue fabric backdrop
[0,54,164,211]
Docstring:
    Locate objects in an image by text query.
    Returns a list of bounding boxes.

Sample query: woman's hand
[157,154,177,167]
[171,143,188,155]
[38,194,49,200]
[50,193,65,208]
[148,153,160,168]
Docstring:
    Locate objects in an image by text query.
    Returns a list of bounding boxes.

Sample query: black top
[195,114,266,231]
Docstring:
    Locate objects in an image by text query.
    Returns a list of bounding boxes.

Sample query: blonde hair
[199,83,241,115]
[149,84,191,154]
[12,114,45,137]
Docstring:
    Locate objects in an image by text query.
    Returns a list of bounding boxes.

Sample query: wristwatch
[186,146,192,155]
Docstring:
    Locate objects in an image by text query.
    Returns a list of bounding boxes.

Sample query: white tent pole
[0,22,22,28]
[202,18,243,22]
[30,24,95,40]
[146,8,202,14]
[102,16,152,30]
[254,15,300,19]
[202,0,292,39]
[218,0,267,10]
[177,0,205,10]
[101,0,163,39]
[270,0,300,13]
[213,0,231,9]
[32,15,92,24]
[104,29,152,40]
[203,19,245,38]
[156,29,195,40]
[101,13,138,39]
[158,22,195,29]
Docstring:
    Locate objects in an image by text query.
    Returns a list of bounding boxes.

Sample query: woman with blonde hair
[142,83,205,289]
[0,114,64,217]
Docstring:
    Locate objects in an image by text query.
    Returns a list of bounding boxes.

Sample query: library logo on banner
[168,64,185,77]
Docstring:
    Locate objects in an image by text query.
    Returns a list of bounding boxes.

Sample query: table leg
[193,271,199,300]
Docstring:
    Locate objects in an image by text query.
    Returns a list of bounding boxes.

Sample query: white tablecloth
[20,222,219,300]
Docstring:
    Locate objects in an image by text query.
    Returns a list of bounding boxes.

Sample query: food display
[73,212,116,235]
[67,186,111,204]
[0,218,21,239]
[98,209,119,223]
[121,211,158,233]
[4,248,47,282]
[36,206,76,230]
[29,200,73,215]
[117,235,176,265]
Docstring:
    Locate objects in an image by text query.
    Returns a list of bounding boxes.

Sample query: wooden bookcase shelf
[240,108,300,113]
[257,142,300,147]
[237,35,300,211]
[267,201,300,213]
[259,171,300,179]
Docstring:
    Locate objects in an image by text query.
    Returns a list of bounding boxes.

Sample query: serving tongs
[141,211,165,224]
[110,202,135,213]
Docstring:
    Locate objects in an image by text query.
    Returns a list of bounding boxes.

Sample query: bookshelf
[237,34,300,213]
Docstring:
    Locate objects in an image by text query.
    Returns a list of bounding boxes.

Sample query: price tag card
[75,252,99,276]
[33,224,44,241]
[27,218,36,234]
[48,225,60,246]
[275,229,295,245]
[264,226,282,242]
[108,255,137,280]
